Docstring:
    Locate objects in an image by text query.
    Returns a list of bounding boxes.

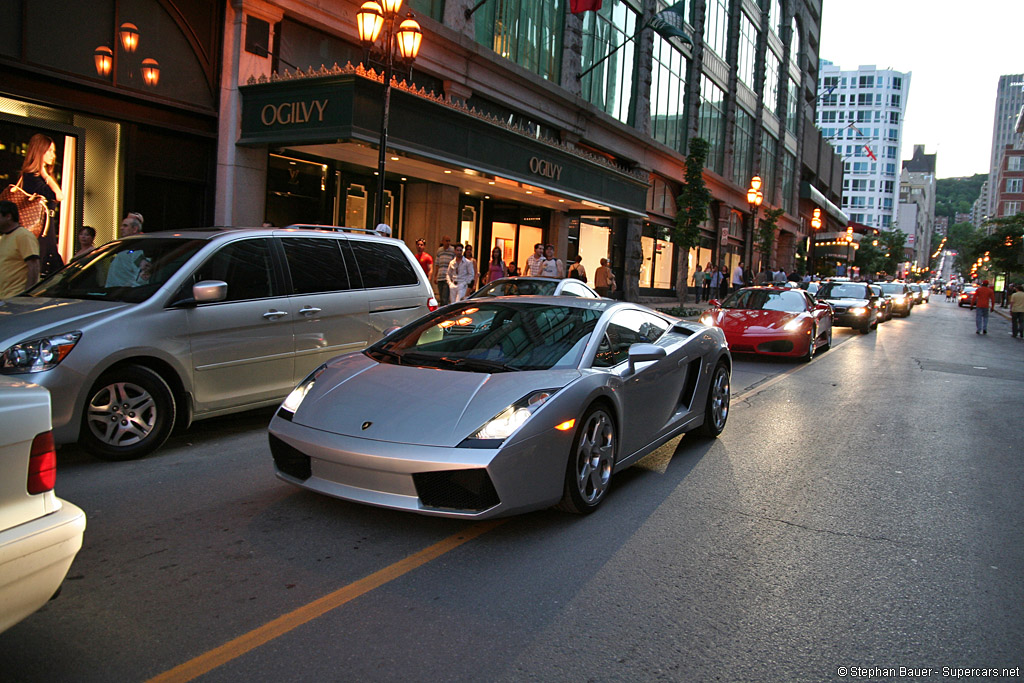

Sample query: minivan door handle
[263,309,289,320]
[298,306,322,316]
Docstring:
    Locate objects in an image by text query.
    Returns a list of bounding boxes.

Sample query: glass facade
[737,13,757,89]
[732,107,754,188]
[704,0,729,59]
[580,0,638,124]
[475,0,564,82]
[698,76,726,175]
[764,49,780,114]
[650,34,688,151]
[760,131,778,200]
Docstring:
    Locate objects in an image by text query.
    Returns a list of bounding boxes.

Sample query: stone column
[623,216,645,302]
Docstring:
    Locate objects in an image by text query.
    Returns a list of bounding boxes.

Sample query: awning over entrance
[800,181,848,227]
[238,66,649,217]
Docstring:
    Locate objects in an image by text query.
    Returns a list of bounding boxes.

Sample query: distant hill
[936,174,987,219]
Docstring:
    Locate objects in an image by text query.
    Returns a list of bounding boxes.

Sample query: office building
[987,74,1024,217]
[899,144,936,268]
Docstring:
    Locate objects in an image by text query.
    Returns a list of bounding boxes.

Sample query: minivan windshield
[26,237,207,303]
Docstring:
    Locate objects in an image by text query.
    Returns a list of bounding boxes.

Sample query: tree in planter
[754,207,785,276]
[673,137,712,304]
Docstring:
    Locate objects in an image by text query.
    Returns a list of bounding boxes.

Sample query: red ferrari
[701,286,833,362]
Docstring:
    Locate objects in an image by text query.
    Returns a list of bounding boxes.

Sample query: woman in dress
[486,246,506,284]
[20,134,65,276]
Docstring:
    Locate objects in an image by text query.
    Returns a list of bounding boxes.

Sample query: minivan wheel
[81,365,176,461]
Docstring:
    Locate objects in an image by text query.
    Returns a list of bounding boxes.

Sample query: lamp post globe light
[809,207,822,276]
[356,0,422,229]
[746,176,763,273]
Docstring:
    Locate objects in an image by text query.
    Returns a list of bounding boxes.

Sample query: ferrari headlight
[850,307,868,316]
[1,332,81,374]
[280,364,326,415]
[468,389,557,441]
[783,318,804,332]
[699,314,715,326]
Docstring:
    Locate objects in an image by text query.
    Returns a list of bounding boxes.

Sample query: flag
[865,145,877,161]
[648,1,692,43]
[570,0,602,13]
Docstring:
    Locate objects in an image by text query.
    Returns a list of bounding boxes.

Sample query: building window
[764,49,780,114]
[769,0,782,34]
[704,0,729,59]
[858,75,874,88]
[890,94,901,108]
[737,13,757,89]
[1004,201,1022,216]
[650,33,688,150]
[889,112,900,124]
[823,76,839,90]
[892,76,902,90]
[1007,178,1023,193]
[760,131,778,199]
[698,76,726,175]
[1009,156,1024,172]
[790,17,801,64]
[781,151,796,214]
[475,0,564,82]
[785,77,799,135]
[732,107,754,187]
[580,0,637,124]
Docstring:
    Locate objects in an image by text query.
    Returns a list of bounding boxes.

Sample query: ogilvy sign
[259,99,329,126]
[529,157,563,182]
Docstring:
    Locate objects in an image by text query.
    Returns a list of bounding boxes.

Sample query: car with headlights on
[813,281,879,334]
[870,284,893,322]
[700,286,832,362]
[0,227,437,461]
[910,283,930,303]
[469,276,601,299]
[876,282,913,317]
[268,298,731,518]
[958,285,978,309]
[0,378,86,634]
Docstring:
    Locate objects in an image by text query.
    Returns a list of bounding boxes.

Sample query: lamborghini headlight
[1,332,81,374]
[280,364,327,415]
[468,390,558,441]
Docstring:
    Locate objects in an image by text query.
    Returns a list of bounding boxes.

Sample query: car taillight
[428,296,439,312]
[28,431,57,494]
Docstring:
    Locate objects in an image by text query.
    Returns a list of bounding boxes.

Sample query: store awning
[801,181,848,226]
[239,67,649,217]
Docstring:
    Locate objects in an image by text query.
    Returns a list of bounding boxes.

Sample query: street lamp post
[746,175,763,273]
[356,0,422,229]
[809,208,822,276]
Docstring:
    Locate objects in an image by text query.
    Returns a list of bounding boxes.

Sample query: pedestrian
[973,279,996,335]
[568,254,587,282]
[485,245,506,285]
[463,243,478,293]
[772,266,787,284]
[1010,284,1024,339]
[709,265,723,300]
[525,242,545,276]
[540,244,564,279]
[105,212,145,287]
[692,264,704,299]
[374,223,392,238]
[414,237,433,281]
[507,261,519,277]
[75,225,97,259]
[702,262,713,301]
[435,235,456,305]
[719,265,730,298]
[0,200,40,299]
[594,258,613,297]
[755,265,769,285]
[446,242,475,303]
[732,260,745,293]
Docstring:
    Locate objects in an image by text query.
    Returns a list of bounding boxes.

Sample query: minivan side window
[282,237,353,294]
[348,240,419,289]
[193,238,276,302]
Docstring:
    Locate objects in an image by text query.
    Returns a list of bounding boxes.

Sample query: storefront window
[475,0,564,82]
[345,184,368,229]
[265,154,327,227]
[580,0,638,125]
[578,216,612,284]
[640,226,674,290]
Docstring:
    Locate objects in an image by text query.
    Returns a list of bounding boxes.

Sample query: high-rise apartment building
[816,62,910,231]
[987,74,1024,216]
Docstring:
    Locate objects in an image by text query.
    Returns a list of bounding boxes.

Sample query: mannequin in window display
[19,134,65,277]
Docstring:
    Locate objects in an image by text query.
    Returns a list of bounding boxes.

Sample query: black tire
[693,362,730,437]
[800,325,817,362]
[860,322,871,334]
[81,365,177,461]
[557,405,617,514]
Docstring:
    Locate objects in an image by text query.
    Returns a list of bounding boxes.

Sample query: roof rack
[283,224,379,235]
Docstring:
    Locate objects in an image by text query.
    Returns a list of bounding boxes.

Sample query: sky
[818,1,1022,180]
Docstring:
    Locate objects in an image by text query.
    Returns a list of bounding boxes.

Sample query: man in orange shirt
[974,279,996,335]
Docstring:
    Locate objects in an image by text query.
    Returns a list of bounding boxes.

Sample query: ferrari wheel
[820,326,832,352]
[800,326,817,362]
[81,365,176,461]
[693,362,730,438]
[557,405,616,514]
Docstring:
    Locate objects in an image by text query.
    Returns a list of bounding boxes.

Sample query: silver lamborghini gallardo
[268,298,731,518]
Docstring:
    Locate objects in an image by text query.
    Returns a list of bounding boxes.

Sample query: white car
[0,377,86,634]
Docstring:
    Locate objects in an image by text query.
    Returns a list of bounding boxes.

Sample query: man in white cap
[375,223,392,237]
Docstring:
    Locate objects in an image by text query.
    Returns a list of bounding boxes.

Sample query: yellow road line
[148,519,505,683]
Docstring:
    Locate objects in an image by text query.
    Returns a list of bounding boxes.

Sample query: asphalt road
[2,297,1022,682]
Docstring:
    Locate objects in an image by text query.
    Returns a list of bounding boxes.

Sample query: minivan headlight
[1,332,81,374]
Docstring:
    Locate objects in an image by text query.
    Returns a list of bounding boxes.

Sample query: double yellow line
[149,519,505,683]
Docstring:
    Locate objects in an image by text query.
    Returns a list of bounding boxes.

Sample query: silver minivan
[0,227,437,460]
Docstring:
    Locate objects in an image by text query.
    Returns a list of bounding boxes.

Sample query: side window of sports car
[592,310,669,368]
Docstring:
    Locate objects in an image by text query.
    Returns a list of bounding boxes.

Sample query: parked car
[700,286,833,362]
[814,281,880,333]
[911,283,930,303]
[870,284,894,322]
[958,285,978,309]
[469,276,601,300]
[0,228,438,461]
[796,281,821,297]
[876,282,913,317]
[269,298,731,518]
[0,378,86,634]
